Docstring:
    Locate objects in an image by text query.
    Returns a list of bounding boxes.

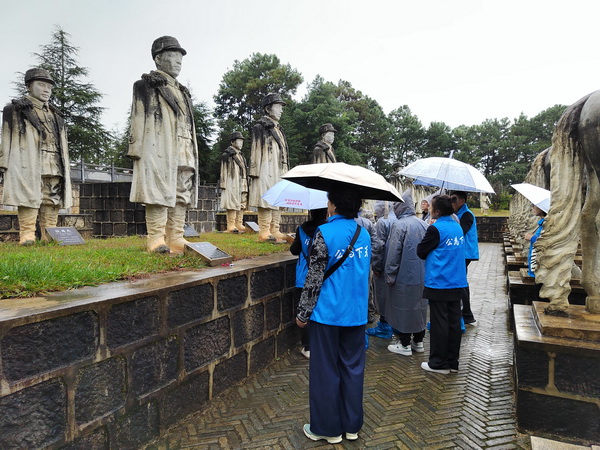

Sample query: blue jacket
[311,215,371,326]
[528,218,545,277]
[295,226,311,287]
[424,216,468,289]
[456,204,479,260]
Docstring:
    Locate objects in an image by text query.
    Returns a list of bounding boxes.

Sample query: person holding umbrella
[296,188,371,444]
[417,195,468,374]
[289,207,328,359]
[511,183,551,278]
[451,191,479,325]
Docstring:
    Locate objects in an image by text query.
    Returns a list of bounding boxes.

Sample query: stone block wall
[79,182,218,238]
[0,254,298,448]
[476,216,508,243]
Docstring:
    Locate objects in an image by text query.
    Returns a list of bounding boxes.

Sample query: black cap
[229,131,245,141]
[151,36,187,59]
[319,123,337,135]
[24,68,55,86]
[261,93,287,108]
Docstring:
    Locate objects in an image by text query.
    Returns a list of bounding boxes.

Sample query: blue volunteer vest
[311,214,371,326]
[424,216,468,289]
[528,218,545,278]
[456,204,479,260]
[295,226,312,287]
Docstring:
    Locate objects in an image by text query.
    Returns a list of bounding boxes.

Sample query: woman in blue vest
[296,188,371,444]
[451,191,479,325]
[290,208,328,359]
[417,195,468,374]
[524,204,546,277]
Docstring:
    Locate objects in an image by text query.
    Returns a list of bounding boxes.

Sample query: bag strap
[323,224,362,281]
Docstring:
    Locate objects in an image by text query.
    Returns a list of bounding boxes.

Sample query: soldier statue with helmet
[0,68,72,245]
[311,123,337,164]
[248,93,290,242]
[127,35,199,254]
[219,131,249,233]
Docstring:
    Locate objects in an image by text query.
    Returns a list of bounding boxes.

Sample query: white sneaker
[303,424,342,444]
[346,432,359,440]
[421,362,450,374]
[300,348,310,359]
[411,340,425,353]
[387,342,412,356]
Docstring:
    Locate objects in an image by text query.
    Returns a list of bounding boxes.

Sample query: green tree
[419,121,456,160]
[213,53,303,133]
[28,26,112,163]
[387,105,426,167]
[193,100,218,183]
[286,76,358,166]
[333,80,390,174]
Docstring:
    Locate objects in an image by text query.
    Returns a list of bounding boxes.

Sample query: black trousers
[309,321,366,437]
[428,299,462,370]
[461,260,475,322]
[294,288,310,349]
[392,329,426,347]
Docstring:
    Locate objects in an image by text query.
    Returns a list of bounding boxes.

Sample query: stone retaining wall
[477,216,508,243]
[79,182,218,238]
[0,254,298,448]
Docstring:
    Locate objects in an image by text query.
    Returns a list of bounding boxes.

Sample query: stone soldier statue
[248,93,289,241]
[127,36,198,254]
[0,68,72,245]
[312,123,337,164]
[219,131,248,233]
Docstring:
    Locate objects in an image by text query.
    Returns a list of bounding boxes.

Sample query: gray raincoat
[384,191,429,333]
[371,201,396,314]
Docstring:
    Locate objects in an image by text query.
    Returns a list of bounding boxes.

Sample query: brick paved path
[148,243,532,449]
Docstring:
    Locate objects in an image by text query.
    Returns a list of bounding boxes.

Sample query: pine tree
[25,26,112,163]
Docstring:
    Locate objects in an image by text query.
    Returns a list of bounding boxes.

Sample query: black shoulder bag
[323,225,362,281]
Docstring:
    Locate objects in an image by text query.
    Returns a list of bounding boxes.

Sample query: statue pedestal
[513,302,600,443]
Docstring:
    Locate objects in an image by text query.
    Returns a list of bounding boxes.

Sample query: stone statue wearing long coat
[384,192,429,334]
[1,68,72,245]
[249,93,289,241]
[219,131,248,232]
[127,36,198,255]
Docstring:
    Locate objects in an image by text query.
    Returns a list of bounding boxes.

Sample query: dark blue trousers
[309,321,366,437]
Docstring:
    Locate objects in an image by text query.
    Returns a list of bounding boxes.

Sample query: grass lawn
[0,233,290,300]
[471,208,509,217]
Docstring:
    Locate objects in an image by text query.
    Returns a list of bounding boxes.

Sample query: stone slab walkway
[147,243,533,449]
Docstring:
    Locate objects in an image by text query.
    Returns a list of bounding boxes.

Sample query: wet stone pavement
[147,243,532,449]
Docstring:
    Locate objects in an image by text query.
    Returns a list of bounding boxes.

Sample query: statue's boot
[166,204,189,255]
[17,206,38,245]
[257,208,274,241]
[223,210,238,233]
[235,210,246,233]
[270,209,288,241]
[39,205,59,242]
[145,205,170,254]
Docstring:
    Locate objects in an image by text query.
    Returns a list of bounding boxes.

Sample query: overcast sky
[2,0,599,134]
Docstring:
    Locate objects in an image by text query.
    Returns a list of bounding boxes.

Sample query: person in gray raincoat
[384,189,429,356]
[368,201,397,337]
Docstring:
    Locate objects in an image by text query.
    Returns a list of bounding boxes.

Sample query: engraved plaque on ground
[45,227,85,245]
[184,242,233,266]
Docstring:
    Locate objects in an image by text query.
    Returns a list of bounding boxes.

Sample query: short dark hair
[328,189,362,219]
[432,195,454,216]
[308,208,328,224]
[452,191,467,201]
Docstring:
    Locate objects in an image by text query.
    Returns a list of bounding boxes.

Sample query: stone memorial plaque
[183,223,199,237]
[45,227,85,245]
[245,221,259,233]
[185,242,233,266]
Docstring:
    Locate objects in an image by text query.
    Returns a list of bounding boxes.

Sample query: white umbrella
[511,183,551,213]
[400,157,495,194]
[261,179,329,210]
[282,163,403,202]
